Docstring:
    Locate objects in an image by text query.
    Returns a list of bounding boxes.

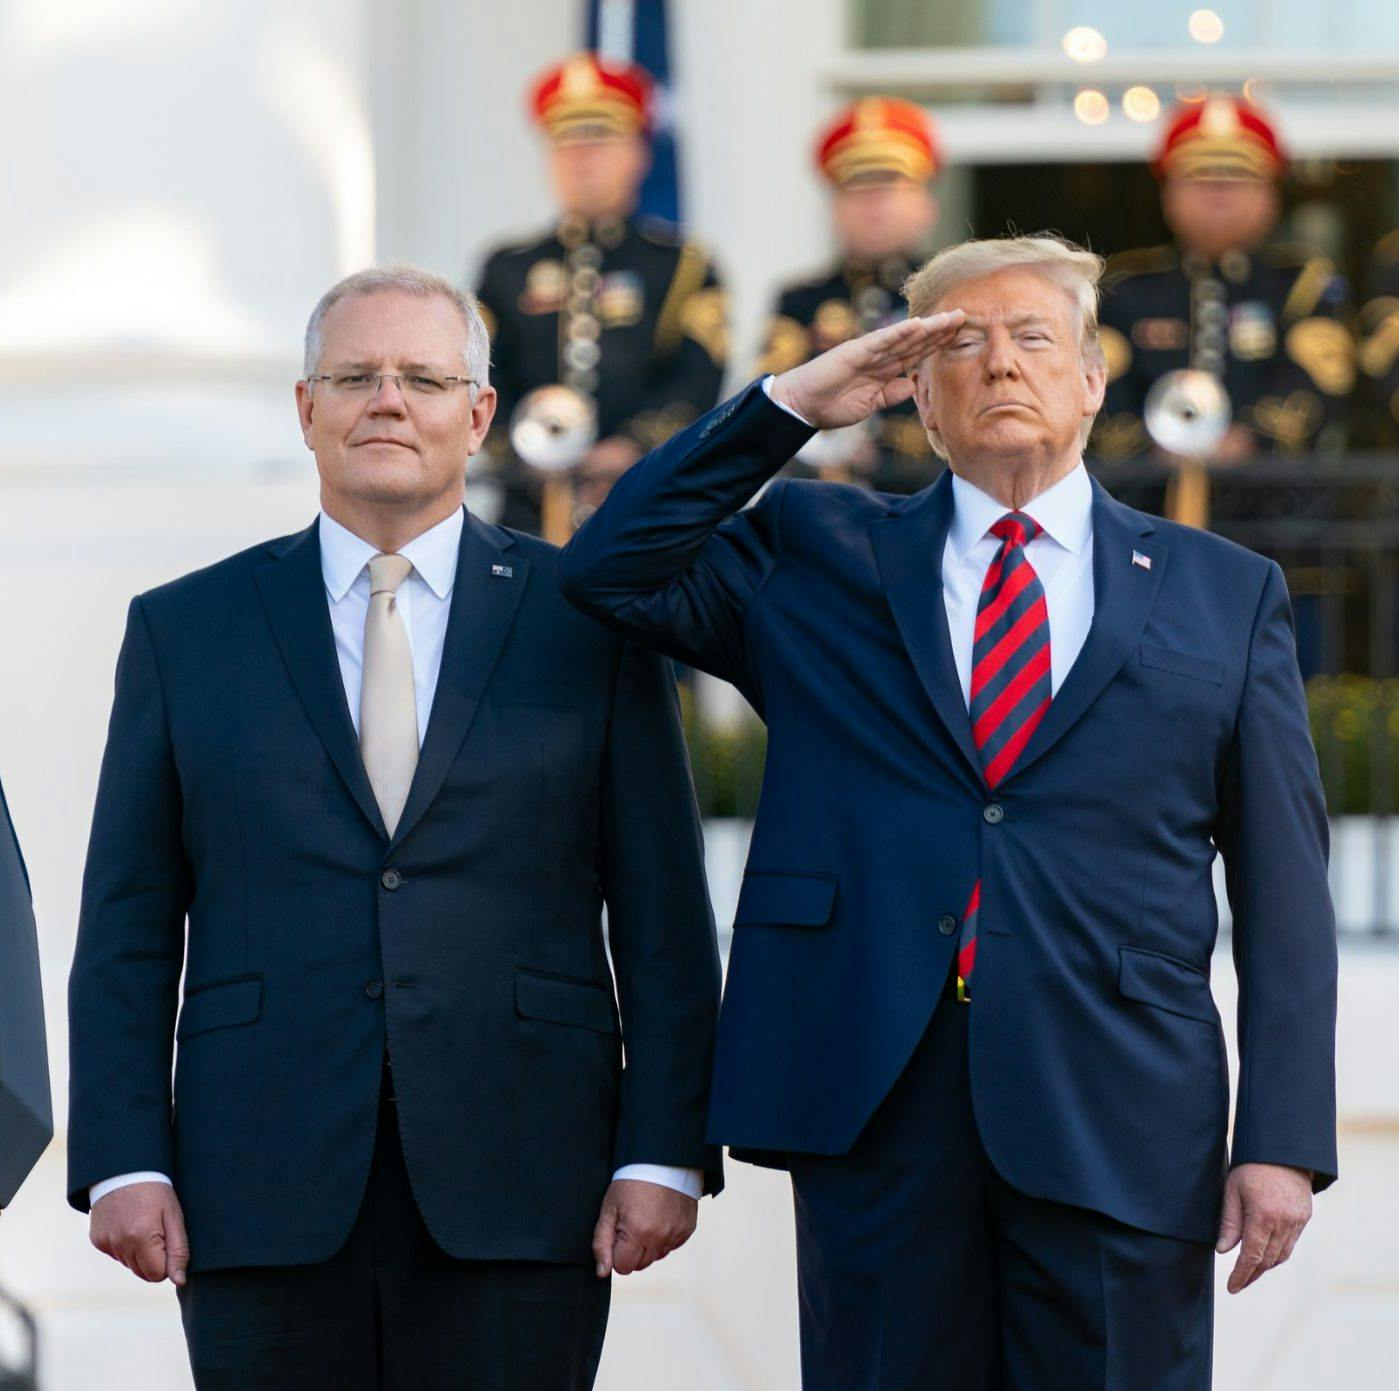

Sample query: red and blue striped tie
[956,512,1052,1003]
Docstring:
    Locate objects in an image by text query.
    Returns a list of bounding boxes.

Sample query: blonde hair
[902,235,1106,458]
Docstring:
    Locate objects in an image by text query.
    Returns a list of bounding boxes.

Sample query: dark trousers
[179,1069,610,1390]
[789,972,1214,1391]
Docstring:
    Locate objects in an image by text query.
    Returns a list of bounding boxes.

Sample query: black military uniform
[1359,228,1399,446]
[757,255,937,494]
[1095,241,1354,467]
[476,212,727,533]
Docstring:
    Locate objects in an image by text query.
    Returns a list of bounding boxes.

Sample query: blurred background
[1,1,1398,1387]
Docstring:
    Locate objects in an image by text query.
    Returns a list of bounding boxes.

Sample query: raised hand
[770,310,967,430]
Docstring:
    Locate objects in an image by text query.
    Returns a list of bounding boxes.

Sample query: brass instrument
[1143,369,1232,530]
[509,385,598,546]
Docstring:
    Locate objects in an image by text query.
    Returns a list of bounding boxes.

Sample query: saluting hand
[769,311,967,430]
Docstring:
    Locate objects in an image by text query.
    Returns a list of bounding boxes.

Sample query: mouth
[354,438,415,449]
[980,402,1033,416]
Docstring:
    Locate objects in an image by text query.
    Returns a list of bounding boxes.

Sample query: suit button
[937,915,958,936]
[983,803,1004,825]
[381,869,402,890]
[365,980,384,999]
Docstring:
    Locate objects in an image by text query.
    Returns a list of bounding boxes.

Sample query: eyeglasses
[305,372,478,398]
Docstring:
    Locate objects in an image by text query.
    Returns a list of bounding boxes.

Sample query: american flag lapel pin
[491,563,514,578]
[1132,550,1152,571]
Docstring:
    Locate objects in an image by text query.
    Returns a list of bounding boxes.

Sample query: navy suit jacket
[0,773,52,1208]
[559,381,1338,1245]
[68,510,721,1271]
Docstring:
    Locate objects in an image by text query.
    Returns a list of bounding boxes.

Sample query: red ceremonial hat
[530,52,652,143]
[1153,92,1286,182]
[816,97,942,186]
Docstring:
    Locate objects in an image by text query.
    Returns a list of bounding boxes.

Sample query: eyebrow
[956,314,1056,331]
[328,359,452,373]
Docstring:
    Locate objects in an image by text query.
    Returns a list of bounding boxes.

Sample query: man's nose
[367,376,409,414]
[983,326,1019,379]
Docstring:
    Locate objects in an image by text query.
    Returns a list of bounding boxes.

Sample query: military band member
[1094,93,1355,485]
[757,97,943,494]
[1359,228,1399,445]
[475,52,727,536]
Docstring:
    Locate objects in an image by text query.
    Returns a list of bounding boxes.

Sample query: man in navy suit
[0,772,52,1212]
[68,267,721,1389]
[560,235,1337,1389]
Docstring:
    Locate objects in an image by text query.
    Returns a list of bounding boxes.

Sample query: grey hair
[902,234,1106,458]
[302,264,491,392]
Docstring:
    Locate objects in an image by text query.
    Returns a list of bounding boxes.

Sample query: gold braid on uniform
[1359,299,1399,380]
[1091,412,1147,460]
[1285,319,1356,396]
[679,286,729,366]
[757,315,811,376]
[653,242,710,355]
[1097,325,1133,385]
[1249,391,1323,452]
[1277,251,1338,323]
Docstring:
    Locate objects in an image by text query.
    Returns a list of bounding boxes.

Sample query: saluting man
[475,52,727,535]
[1095,94,1355,477]
[758,97,943,494]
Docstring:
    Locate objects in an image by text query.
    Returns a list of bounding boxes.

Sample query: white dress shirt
[762,375,1097,697]
[92,508,702,1206]
[942,466,1095,706]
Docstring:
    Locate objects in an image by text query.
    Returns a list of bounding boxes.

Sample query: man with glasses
[68,267,722,1388]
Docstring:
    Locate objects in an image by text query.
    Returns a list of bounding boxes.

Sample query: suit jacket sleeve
[557,380,816,703]
[67,597,191,1210]
[1215,561,1338,1190]
[601,637,724,1194]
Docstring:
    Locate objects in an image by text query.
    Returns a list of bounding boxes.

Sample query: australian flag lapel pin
[491,563,514,579]
[1131,550,1152,571]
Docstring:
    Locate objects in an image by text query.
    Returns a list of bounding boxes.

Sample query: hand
[90,1181,190,1287]
[770,311,966,430]
[581,436,645,479]
[591,1179,699,1278]
[1216,1162,1313,1293]
[1214,424,1258,464]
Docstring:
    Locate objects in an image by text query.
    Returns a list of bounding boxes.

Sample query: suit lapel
[255,520,388,839]
[388,511,529,851]
[1008,479,1167,781]
[870,474,985,787]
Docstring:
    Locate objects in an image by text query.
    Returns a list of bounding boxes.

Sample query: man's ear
[294,380,316,450]
[1082,355,1107,420]
[912,363,937,435]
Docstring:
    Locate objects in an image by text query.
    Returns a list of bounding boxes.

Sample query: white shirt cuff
[90,1171,173,1206]
[761,373,814,426]
[612,1163,705,1199]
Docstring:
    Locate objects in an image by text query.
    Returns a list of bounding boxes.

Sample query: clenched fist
[90,1181,190,1286]
[591,1179,699,1278]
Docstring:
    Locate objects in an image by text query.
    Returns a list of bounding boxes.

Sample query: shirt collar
[948,462,1093,561]
[318,507,464,602]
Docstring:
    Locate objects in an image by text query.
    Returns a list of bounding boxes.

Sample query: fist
[591,1179,699,1278]
[90,1181,190,1286]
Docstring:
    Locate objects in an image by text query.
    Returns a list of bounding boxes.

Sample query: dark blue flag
[585,0,681,226]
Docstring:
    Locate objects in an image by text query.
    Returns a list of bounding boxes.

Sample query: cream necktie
[361,553,418,836]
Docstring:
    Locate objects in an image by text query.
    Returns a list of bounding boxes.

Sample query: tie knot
[990,513,1041,549]
[369,553,413,597]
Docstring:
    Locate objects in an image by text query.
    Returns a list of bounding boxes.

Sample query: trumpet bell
[510,385,598,473]
[1143,369,1232,458]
